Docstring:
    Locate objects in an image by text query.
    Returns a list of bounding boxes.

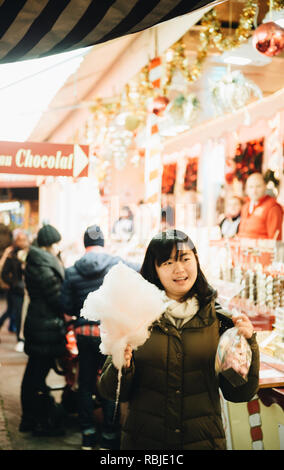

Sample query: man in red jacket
[238,172,283,240]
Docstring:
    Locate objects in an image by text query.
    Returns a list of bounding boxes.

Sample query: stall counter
[225,354,284,450]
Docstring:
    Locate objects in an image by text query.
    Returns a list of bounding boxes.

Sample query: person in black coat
[61,224,140,450]
[19,224,66,436]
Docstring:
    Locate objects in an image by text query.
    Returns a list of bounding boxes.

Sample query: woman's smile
[173,276,188,284]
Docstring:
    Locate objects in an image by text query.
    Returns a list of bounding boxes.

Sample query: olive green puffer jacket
[98,298,259,450]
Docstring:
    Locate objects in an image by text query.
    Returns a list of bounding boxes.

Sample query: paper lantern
[252,22,284,57]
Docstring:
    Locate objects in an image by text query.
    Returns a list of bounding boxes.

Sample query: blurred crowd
[0,221,139,450]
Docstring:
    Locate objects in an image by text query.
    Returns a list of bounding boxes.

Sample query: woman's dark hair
[140,229,215,305]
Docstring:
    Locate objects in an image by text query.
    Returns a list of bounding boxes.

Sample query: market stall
[226,359,284,450]
[205,239,284,450]
[16,0,284,449]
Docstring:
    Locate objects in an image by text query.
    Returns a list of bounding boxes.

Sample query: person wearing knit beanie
[83,225,104,248]
[20,223,65,436]
[37,224,61,248]
[61,224,140,450]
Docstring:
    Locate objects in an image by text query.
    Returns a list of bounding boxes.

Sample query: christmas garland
[87,0,267,174]
[272,0,284,11]
[204,1,258,52]
[163,0,258,90]
[90,0,259,117]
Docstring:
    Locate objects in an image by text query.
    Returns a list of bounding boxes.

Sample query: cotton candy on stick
[80,262,165,406]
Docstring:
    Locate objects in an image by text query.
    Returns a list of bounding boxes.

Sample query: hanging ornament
[125,114,141,131]
[157,93,200,138]
[165,93,200,126]
[210,70,262,115]
[164,94,185,124]
[183,95,200,124]
[100,116,134,170]
[252,21,284,56]
[151,96,169,116]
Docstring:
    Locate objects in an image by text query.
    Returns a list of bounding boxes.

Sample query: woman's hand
[232,313,254,339]
[124,344,133,368]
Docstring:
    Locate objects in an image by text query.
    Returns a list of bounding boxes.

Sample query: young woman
[98,229,259,450]
[20,224,66,436]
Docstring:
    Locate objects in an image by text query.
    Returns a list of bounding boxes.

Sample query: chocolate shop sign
[0,141,89,178]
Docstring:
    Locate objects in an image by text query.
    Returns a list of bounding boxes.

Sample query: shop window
[162,163,177,194]
[226,138,264,185]
[184,157,198,191]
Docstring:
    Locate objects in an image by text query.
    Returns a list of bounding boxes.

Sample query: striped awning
[0,0,220,64]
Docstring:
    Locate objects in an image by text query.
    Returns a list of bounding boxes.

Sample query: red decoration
[151,96,169,116]
[225,172,235,185]
[230,138,264,184]
[162,163,176,194]
[252,22,284,57]
[184,157,198,191]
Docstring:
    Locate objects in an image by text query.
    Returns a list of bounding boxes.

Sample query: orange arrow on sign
[73,144,89,178]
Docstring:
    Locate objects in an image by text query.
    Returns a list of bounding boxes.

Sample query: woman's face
[155,246,198,301]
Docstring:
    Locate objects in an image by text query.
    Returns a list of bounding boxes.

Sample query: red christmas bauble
[151,96,169,116]
[252,21,284,57]
[225,172,235,185]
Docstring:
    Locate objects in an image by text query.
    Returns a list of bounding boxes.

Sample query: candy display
[209,238,284,366]
[215,326,252,387]
[212,239,284,314]
[258,307,284,360]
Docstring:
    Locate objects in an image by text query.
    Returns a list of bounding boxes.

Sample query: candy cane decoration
[267,113,281,173]
[144,57,168,232]
[148,56,162,88]
[145,110,161,205]
[145,57,162,207]
[247,395,264,450]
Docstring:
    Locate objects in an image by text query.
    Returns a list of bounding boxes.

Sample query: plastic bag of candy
[215,326,252,387]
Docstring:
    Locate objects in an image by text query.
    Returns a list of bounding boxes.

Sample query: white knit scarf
[162,292,199,329]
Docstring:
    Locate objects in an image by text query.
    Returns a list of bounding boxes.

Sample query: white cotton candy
[80,262,165,371]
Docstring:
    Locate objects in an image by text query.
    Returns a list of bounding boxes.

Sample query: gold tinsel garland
[206,1,258,51]
[163,0,258,90]
[271,0,284,10]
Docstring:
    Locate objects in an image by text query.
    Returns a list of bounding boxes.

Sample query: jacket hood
[74,252,120,278]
